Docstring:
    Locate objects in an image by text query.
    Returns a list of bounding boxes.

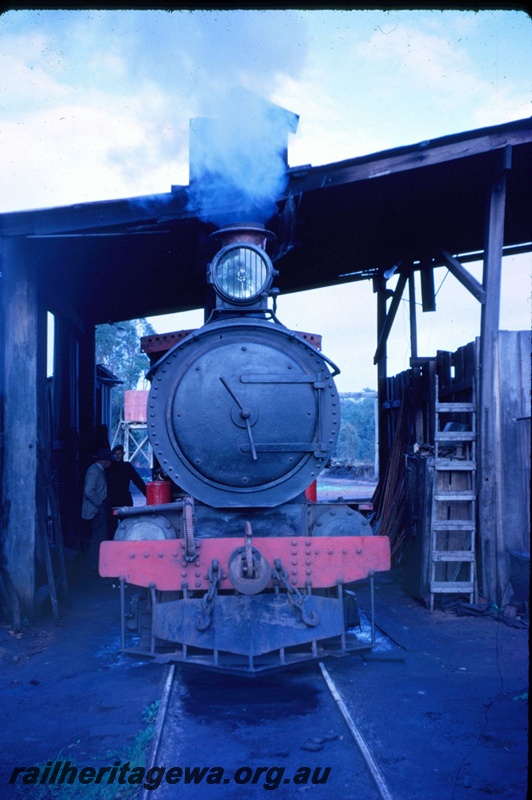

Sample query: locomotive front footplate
[100,535,390,675]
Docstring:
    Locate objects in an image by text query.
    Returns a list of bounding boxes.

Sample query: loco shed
[1,113,530,630]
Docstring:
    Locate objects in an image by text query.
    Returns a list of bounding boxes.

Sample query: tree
[95,318,156,432]
[335,421,360,464]
[335,394,376,464]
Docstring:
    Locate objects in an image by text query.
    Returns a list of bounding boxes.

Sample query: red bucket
[304,480,317,503]
[146,481,172,505]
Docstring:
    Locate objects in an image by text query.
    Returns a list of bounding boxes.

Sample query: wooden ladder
[430,375,477,611]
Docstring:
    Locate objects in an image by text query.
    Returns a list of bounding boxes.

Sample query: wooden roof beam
[439,247,486,303]
[0,189,190,237]
[286,119,531,196]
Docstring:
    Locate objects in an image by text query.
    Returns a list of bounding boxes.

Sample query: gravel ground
[1,561,165,799]
[0,560,528,800]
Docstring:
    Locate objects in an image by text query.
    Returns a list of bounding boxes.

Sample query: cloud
[2,9,307,103]
[356,23,482,98]
[0,95,186,211]
[1,9,530,219]
[0,9,310,212]
[471,90,531,128]
[274,74,390,167]
[0,35,72,112]
[353,13,532,125]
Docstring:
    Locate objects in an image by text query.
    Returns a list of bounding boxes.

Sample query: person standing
[107,445,147,533]
[82,447,113,570]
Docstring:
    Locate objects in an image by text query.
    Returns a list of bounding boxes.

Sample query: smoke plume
[187,87,299,226]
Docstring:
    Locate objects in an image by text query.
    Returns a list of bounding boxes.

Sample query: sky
[1,8,531,391]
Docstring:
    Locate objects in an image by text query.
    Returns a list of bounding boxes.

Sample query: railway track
[139,643,395,800]
[318,662,393,800]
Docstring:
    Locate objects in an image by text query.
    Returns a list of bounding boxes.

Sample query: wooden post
[373,273,408,366]
[375,282,389,474]
[0,238,47,616]
[79,324,96,459]
[74,322,97,556]
[408,272,418,361]
[478,147,511,604]
[374,274,408,475]
[51,318,79,542]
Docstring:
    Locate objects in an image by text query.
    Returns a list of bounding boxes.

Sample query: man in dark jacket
[107,444,147,514]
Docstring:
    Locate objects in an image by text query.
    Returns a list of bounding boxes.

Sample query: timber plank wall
[382,331,530,600]
[497,330,531,555]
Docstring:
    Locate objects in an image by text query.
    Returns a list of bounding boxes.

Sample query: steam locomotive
[99,224,390,674]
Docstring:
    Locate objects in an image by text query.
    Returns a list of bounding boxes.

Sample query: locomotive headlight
[211,244,274,304]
